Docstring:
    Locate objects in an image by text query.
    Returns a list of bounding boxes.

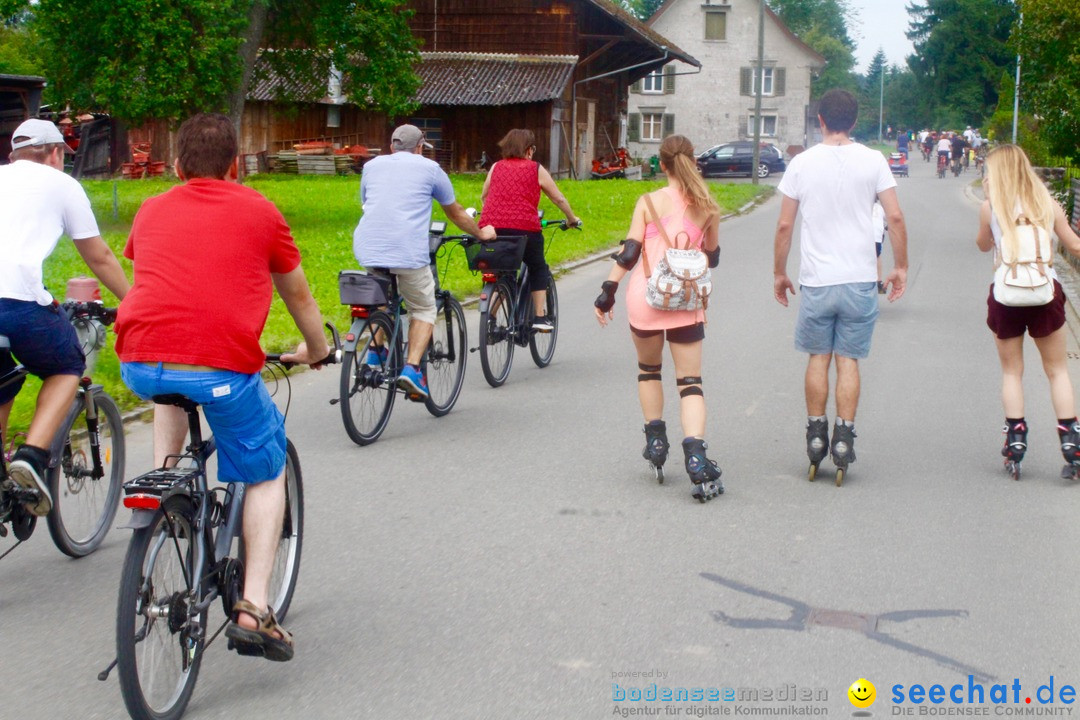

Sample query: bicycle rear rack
[123,468,199,508]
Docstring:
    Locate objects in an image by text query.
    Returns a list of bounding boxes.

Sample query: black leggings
[495,228,549,292]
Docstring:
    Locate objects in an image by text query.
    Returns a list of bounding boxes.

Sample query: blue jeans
[794,282,879,359]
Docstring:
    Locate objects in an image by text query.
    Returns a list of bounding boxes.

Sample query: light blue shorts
[121,362,286,485]
[794,282,879,359]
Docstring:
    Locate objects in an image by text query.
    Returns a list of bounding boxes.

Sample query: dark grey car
[697,142,786,178]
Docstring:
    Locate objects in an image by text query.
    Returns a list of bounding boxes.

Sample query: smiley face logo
[848,678,876,708]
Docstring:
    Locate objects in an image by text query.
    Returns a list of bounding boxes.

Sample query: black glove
[594,281,618,312]
[705,246,720,268]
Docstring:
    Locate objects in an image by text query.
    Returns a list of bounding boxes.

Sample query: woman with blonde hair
[976,144,1080,479]
[593,134,723,501]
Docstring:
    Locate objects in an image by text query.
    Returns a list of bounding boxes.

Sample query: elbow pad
[595,281,619,312]
[705,246,720,268]
[611,239,642,270]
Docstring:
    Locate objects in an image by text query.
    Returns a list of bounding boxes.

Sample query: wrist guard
[705,246,720,268]
[611,239,642,270]
[594,280,618,312]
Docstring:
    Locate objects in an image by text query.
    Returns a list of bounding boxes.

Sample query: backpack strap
[641,192,672,278]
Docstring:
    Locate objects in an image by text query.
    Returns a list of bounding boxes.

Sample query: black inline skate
[1059,421,1080,480]
[642,420,669,484]
[682,438,723,502]
[806,418,829,482]
[1001,420,1027,481]
[830,422,856,487]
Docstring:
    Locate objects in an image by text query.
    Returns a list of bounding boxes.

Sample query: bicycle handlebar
[61,301,118,325]
[541,218,583,231]
[265,322,342,370]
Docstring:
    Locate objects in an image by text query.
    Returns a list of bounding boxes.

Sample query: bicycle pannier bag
[992,213,1054,307]
[339,270,391,306]
[641,194,711,312]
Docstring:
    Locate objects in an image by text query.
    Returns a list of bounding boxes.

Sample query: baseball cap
[11,118,74,154]
[391,124,433,151]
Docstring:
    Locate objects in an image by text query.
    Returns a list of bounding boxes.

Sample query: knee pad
[638,362,661,383]
[612,239,642,270]
[677,376,703,398]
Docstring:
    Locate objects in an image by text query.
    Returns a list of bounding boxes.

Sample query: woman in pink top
[593,135,722,501]
[480,129,580,330]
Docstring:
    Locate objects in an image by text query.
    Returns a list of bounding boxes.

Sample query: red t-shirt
[115,178,301,374]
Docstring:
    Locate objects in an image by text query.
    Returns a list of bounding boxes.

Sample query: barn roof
[585,0,699,68]
[415,53,577,106]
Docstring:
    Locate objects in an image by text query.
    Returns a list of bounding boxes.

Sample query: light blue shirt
[353,152,456,269]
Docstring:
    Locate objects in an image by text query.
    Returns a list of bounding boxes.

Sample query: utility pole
[751,0,765,185]
[1012,11,1022,144]
[878,61,884,144]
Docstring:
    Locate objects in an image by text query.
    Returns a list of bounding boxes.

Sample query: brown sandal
[224,599,294,662]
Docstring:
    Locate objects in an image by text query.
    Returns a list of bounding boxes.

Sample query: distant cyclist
[950,133,968,173]
[936,133,952,170]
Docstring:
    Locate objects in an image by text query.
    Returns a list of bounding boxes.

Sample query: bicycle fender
[343,317,367,353]
[120,509,158,530]
[477,282,497,314]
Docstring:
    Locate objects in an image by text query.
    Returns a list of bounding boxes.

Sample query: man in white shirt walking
[772,89,909,484]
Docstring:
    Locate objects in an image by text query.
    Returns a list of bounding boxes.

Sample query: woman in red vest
[480,129,580,331]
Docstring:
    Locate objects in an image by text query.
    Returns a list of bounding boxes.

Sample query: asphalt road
[4,153,1080,720]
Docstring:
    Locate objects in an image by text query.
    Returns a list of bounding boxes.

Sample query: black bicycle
[471,216,580,388]
[0,301,125,559]
[105,332,338,720]
[336,225,468,445]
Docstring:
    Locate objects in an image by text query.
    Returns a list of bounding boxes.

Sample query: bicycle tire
[46,390,124,558]
[265,439,303,621]
[117,502,203,720]
[424,295,468,417]
[339,312,397,445]
[528,276,559,368]
[479,279,516,387]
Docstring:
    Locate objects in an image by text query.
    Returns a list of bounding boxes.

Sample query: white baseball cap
[11,118,74,154]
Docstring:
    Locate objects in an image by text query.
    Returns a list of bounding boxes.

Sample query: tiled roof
[248,54,330,103]
[414,53,577,107]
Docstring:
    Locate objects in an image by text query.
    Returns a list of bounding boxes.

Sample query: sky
[846,0,917,74]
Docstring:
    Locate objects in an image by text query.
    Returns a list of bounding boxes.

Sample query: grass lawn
[12,173,769,432]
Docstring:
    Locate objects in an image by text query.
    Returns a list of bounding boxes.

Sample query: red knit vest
[480,159,541,231]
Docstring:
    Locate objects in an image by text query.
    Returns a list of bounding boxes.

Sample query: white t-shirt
[777,143,896,287]
[937,138,952,154]
[0,160,100,304]
[872,203,886,245]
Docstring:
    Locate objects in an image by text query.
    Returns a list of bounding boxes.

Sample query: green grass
[13,174,767,432]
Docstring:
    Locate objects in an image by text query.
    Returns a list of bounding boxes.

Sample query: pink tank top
[480,158,542,232]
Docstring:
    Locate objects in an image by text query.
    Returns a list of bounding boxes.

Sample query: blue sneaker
[397,364,429,400]
[366,346,388,367]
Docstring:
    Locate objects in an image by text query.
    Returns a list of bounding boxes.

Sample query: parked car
[697,142,786,178]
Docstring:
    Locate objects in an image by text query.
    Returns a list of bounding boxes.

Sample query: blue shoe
[397,365,429,400]
[366,346,388,367]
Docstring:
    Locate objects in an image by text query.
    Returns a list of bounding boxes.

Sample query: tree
[27,0,421,129]
[767,0,858,96]
[1012,0,1080,158]
[620,0,664,20]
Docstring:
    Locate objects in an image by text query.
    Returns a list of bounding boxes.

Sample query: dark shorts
[876,242,883,258]
[986,280,1066,340]
[630,322,705,344]
[0,299,85,406]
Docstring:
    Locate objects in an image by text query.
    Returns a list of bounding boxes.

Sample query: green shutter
[628,113,641,142]
[630,80,642,94]
[775,68,786,97]
[663,65,675,94]
[705,11,726,40]
[662,114,675,138]
[740,68,751,96]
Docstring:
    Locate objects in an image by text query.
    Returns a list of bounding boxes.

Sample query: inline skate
[1059,421,1080,480]
[1001,420,1027,481]
[642,420,669,484]
[806,418,829,482]
[830,422,856,487]
[682,438,723,502]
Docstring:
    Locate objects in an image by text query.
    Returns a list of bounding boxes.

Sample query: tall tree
[767,0,858,96]
[1013,0,1080,158]
[27,0,421,130]
[622,0,664,20]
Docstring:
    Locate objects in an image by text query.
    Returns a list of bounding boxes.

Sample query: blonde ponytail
[659,135,720,221]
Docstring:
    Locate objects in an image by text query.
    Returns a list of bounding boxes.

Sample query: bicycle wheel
[478,279,515,388]
[265,439,303,621]
[528,276,559,368]
[339,312,397,445]
[47,391,125,558]
[424,295,467,417]
[117,503,203,720]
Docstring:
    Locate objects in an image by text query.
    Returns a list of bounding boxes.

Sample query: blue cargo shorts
[794,282,879,359]
[121,362,286,485]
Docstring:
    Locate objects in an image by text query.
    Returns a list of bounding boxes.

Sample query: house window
[408,117,443,145]
[747,114,778,137]
[642,113,665,141]
[642,70,664,94]
[705,10,726,40]
[753,68,775,96]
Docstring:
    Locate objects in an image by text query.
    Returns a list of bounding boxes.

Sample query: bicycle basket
[339,271,391,306]
[464,237,526,272]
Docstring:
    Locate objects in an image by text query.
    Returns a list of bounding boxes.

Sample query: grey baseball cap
[11,118,74,154]
[391,124,433,151]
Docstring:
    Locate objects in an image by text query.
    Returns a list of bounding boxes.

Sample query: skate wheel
[835,468,844,487]
[1008,461,1020,481]
[656,465,664,485]
[808,463,818,482]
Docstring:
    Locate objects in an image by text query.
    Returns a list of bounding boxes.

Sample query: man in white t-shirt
[772,89,909,482]
[0,119,129,516]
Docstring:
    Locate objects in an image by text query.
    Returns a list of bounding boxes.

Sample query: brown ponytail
[659,135,720,219]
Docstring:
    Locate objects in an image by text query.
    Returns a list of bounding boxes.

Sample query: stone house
[626,0,825,160]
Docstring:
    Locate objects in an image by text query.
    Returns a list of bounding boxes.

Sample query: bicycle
[335,226,468,445]
[471,216,581,388]
[937,153,948,179]
[0,301,125,559]
[104,333,338,720]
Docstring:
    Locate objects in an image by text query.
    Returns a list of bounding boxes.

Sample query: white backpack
[992,211,1054,307]
[641,194,711,312]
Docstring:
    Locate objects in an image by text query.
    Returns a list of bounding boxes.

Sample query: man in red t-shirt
[115,113,330,662]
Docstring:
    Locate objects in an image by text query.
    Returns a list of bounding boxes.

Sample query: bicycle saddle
[152,394,200,412]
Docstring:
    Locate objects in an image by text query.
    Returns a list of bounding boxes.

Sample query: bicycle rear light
[123,494,161,510]
[351,306,369,318]
[482,273,497,284]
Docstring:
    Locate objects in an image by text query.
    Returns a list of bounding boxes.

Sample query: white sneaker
[9,459,52,516]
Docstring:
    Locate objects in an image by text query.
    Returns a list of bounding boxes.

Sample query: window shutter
[662,114,675,138]
[663,65,675,94]
[740,68,751,96]
[775,68,786,97]
[630,80,642,94]
[738,115,748,139]
[628,113,641,142]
